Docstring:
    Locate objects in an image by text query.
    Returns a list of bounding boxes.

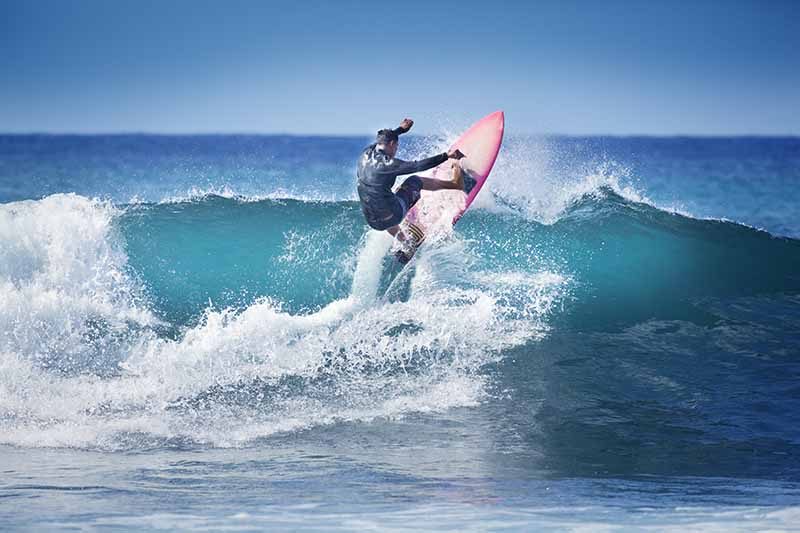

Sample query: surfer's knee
[404,175,423,194]
[397,176,423,208]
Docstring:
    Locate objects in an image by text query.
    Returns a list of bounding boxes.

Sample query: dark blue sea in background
[1,133,800,530]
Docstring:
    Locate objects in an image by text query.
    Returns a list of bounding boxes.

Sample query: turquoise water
[1,134,800,530]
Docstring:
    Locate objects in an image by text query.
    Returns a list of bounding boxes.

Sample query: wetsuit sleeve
[392,126,410,136]
[377,152,448,176]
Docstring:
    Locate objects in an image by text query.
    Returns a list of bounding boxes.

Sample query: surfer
[356,118,465,241]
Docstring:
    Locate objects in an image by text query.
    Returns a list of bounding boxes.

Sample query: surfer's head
[376,129,399,157]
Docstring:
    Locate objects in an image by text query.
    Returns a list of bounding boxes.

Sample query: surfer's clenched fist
[447,149,466,160]
[398,118,414,133]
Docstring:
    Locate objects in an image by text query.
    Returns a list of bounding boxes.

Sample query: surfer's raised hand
[398,118,414,132]
[447,148,466,160]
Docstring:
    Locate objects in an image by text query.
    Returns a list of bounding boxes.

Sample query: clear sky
[1,0,798,135]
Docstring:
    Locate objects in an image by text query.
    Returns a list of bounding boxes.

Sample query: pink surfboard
[397,111,504,261]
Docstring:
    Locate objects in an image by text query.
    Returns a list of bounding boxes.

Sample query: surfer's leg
[396,176,423,210]
[418,164,464,191]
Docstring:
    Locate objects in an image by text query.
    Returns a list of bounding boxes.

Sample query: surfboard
[393,110,505,263]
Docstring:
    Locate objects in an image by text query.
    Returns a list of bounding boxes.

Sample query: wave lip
[145,185,355,206]
[0,194,157,374]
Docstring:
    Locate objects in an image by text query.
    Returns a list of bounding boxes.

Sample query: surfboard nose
[489,110,504,127]
[479,111,504,135]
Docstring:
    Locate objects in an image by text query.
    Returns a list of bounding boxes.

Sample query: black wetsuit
[356,144,447,230]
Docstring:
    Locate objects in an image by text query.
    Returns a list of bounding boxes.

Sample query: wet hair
[376,128,399,144]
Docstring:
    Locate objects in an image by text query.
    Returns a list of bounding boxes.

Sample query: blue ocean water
[1,133,800,530]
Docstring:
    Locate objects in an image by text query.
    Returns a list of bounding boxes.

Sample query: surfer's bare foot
[450,161,464,190]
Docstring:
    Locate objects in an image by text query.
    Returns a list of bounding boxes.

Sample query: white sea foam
[0,194,157,368]
[0,194,568,449]
[472,136,654,223]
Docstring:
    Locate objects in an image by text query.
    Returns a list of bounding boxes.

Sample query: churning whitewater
[0,190,570,449]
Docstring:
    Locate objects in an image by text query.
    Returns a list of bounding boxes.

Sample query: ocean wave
[0,194,567,449]
[1,189,798,452]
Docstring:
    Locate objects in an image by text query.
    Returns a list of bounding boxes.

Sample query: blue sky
[1,0,798,135]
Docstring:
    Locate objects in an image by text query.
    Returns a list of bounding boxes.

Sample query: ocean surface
[1,132,799,531]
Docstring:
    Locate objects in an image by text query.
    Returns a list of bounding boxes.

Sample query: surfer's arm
[379,153,448,176]
[379,147,465,176]
[392,118,414,136]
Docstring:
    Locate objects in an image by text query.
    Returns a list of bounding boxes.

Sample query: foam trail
[350,230,393,303]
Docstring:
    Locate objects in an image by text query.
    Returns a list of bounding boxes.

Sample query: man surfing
[356,118,465,245]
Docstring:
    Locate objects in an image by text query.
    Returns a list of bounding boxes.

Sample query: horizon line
[2,131,799,139]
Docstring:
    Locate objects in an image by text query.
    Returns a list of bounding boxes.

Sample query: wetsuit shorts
[364,175,423,230]
[394,175,423,221]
